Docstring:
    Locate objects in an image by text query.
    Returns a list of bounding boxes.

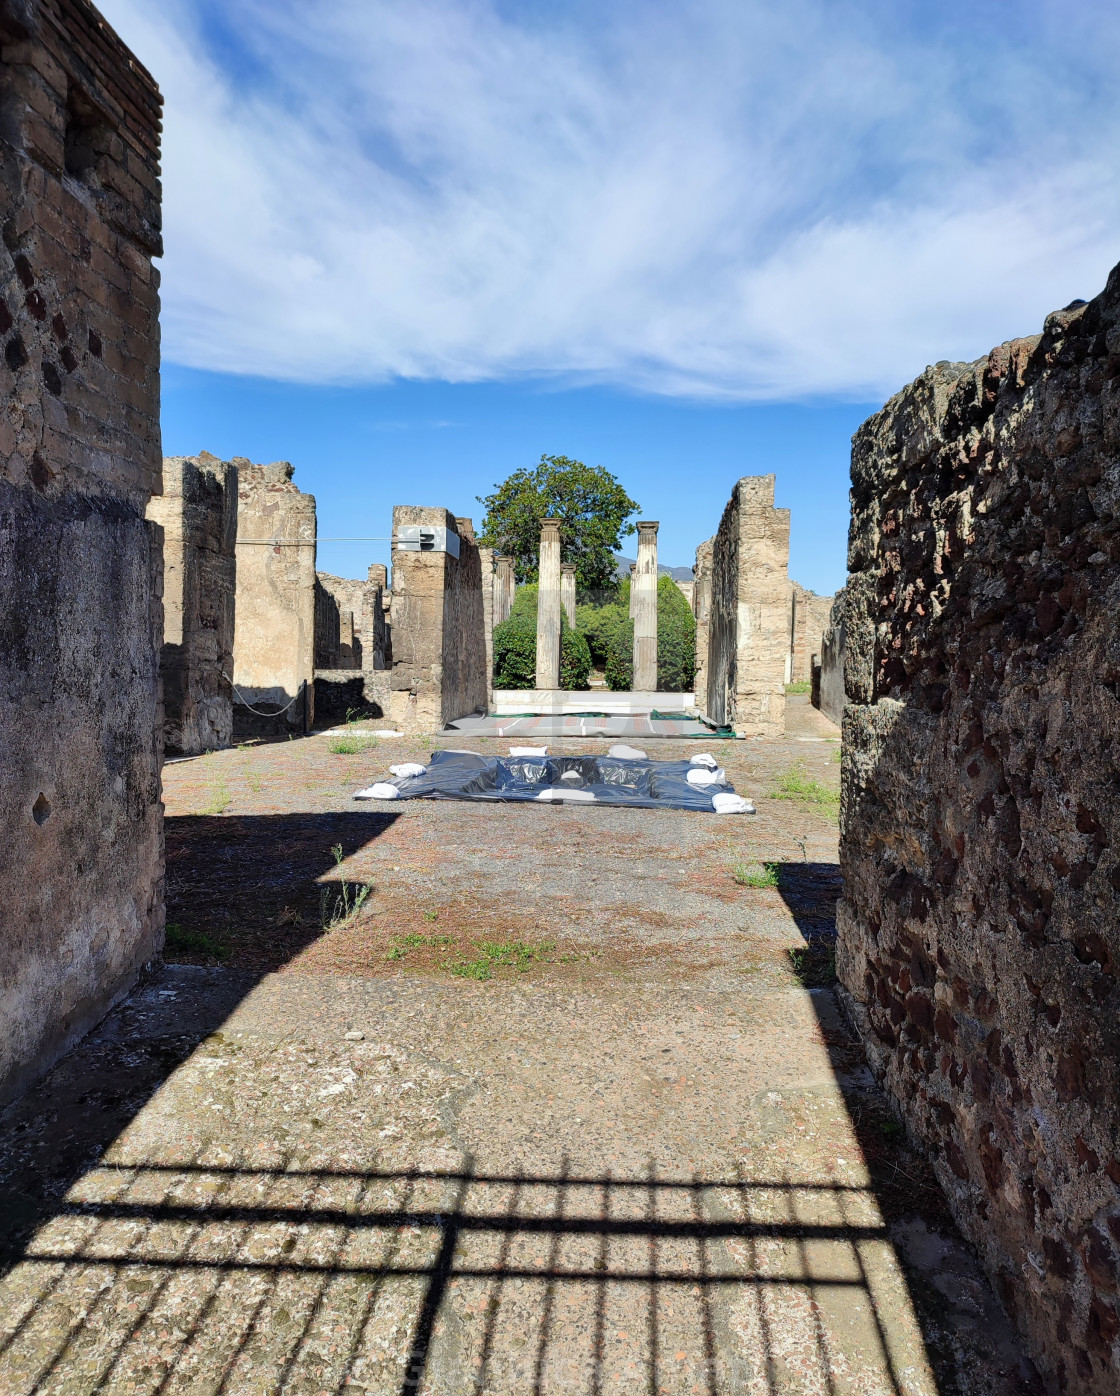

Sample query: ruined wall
[706,476,790,736]
[0,0,163,1103]
[837,273,1120,1395]
[313,568,391,723]
[389,507,486,733]
[479,545,495,712]
[789,581,833,686]
[232,461,316,737]
[147,453,236,755]
[693,537,713,707]
[815,587,846,727]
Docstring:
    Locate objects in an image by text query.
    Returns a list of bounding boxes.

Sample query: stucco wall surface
[0,0,164,1103]
[837,272,1120,1394]
[706,476,790,736]
[232,460,316,737]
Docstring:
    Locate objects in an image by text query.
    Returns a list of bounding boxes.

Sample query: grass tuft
[770,763,840,808]
[450,939,554,981]
[733,861,780,889]
[787,943,837,988]
[329,734,380,755]
[785,680,811,694]
[319,843,372,928]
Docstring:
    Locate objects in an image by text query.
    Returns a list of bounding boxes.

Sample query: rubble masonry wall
[790,581,833,686]
[837,270,1120,1394]
[232,460,316,737]
[147,453,237,755]
[389,507,487,732]
[705,476,790,736]
[693,537,713,707]
[0,0,164,1103]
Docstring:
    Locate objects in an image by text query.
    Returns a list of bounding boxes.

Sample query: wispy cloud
[100,0,1120,400]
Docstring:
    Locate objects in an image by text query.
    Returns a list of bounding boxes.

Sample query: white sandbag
[389,763,426,778]
[686,766,726,787]
[689,752,719,768]
[559,770,583,782]
[510,746,548,756]
[354,782,401,800]
[608,744,647,760]
[712,792,755,814]
[535,786,596,802]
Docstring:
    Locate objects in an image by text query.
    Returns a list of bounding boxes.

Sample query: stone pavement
[0,725,1038,1394]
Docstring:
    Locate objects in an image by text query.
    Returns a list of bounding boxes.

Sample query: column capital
[636,520,660,537]
[560,562,576,575]
[540,518,562,538]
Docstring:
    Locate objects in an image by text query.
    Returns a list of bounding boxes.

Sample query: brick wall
[838,269,1120,1394]
[0,0,163,1102]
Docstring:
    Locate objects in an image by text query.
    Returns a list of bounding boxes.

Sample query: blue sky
[106,0,1120,595]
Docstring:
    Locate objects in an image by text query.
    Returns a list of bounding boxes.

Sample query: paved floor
[0,716,1039,1394]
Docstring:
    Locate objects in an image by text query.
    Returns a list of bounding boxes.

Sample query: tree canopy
[477,454,639,591]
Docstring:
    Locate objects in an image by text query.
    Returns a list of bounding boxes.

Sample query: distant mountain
[614,554,694,582]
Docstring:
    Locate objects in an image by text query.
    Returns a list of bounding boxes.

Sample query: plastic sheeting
[354,748,745,812]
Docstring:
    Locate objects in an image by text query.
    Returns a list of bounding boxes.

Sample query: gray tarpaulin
[354,749,740,813]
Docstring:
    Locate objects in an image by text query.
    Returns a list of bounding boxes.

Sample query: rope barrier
[221,673,306,717]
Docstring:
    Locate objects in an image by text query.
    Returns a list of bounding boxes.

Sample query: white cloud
[99,0,1120,399]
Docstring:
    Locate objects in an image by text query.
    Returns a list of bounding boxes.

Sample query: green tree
[477,455,639,591]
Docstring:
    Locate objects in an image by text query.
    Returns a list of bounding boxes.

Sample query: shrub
[559,623,592,689]
[603,575,696,691]
[493,612,537,688]
[493,595,592,690]
[656,574,696,692]
[576,600,629,667]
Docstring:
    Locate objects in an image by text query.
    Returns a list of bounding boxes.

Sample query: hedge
[604,575,696,691]
[493,602,591,690]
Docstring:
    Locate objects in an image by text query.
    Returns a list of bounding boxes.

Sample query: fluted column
[535,519,562,689]
[560,563,577,627]
[632,521,659,691]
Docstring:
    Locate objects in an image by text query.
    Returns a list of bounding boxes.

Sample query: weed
[785,680,811,694]
[329,734,379,755]
[165,922,231,962]
[423,909,440,922]
[319,844,372,929]
[386,932,456,962]
[733,861,779,889]
[199,776,231,816]
[880,1116,904,1143]
[450,939,553,981]
[787,943,837,988]
[770,763,840,808]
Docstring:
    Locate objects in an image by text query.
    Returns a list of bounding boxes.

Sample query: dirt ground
[0,701,1040,1394]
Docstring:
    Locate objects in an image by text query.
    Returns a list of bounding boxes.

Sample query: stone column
[632,521,659,691]
[495,555,514,625]
[560,563,577,627]
[535,519,562,689]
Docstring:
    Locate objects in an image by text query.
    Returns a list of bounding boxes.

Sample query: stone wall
[232,461,316,738]
[705,476,790,736]
[0,0,164,1104]
[312,566,391,723]
[814,587,846,726]
[480,545,495,712]
[693,537,713,706]
[789,581,833,685]
[837,272,1120,1394]
[147,452,237,755]
[389,507,487,733]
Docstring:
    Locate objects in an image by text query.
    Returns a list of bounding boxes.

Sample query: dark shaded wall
[837,271,1120,1394]
[0,0,164,1103]
[147,453,237,755]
